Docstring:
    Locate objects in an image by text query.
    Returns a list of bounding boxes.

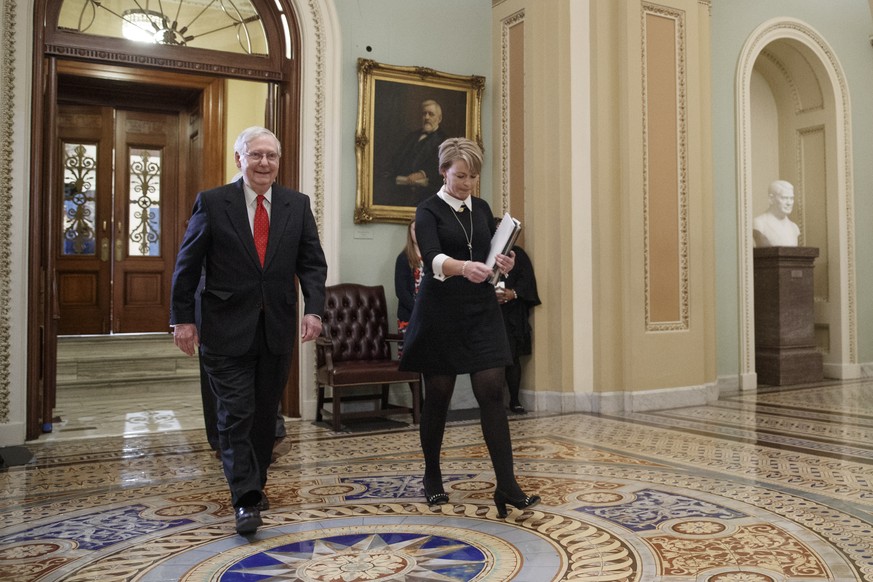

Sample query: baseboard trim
[527,382,720,414]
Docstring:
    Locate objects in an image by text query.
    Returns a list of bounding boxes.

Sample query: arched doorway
[735,18,858,389]
[26,0,314,440]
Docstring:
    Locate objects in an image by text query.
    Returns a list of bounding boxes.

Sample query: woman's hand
[460,260,492,284]
[494,250,516,276]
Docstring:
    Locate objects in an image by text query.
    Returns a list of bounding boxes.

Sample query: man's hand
[300,314,323,342]
[172,323,199,357]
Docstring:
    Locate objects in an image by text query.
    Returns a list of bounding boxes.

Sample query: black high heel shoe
[424,489,449,506]
[494,490,541,518]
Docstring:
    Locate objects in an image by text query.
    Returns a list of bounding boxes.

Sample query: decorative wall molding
[499,9,524,214]
[641,3,690,332]
[44,44,284,81]
[735,18,857,386]
[293,0,341,415]
[304,0,327,236]
[0,0,16,422]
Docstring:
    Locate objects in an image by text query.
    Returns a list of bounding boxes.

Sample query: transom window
[57,0,269,56]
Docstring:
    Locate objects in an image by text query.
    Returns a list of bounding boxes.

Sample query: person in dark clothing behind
[494,231,541,414]
[394,218,423,357]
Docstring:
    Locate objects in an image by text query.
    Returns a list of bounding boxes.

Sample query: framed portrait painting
[354,58,485,224]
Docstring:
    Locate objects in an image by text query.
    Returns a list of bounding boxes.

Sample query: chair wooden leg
[316,384,325,422]
[332,388,342,431]
[380,384,390,409]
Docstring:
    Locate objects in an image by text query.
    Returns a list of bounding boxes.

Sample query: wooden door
[113,110,179,332]
[55,106,180,334]
[55,105,115,334]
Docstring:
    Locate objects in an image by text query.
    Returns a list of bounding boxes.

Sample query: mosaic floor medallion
[153,518,563,581]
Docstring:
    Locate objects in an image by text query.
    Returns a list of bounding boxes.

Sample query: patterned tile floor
[3,379,873,581]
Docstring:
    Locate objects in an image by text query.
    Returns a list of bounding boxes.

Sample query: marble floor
[3,379,873,581]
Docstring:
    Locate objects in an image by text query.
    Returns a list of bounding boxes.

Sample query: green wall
[334,0,493,326]
[710,0,873,376]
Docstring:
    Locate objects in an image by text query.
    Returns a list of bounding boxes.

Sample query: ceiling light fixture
[121,9,163,43]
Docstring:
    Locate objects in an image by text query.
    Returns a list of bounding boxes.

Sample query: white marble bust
[753,180,800,247]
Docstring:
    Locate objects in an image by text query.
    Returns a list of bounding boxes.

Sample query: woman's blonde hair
[438,137,483,176]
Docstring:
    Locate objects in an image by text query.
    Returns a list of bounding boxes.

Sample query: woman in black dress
[399,137,540,518]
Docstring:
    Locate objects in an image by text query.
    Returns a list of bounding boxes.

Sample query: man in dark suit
[170,126,327,535]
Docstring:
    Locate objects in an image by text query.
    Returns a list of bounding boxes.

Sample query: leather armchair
[316,283,421,431]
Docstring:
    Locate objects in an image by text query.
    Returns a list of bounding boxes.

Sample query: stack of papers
[485,213,522,285]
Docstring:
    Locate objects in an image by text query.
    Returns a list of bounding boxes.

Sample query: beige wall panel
[493,0,714,398]
[494,0,580,395]
[621,0,713,391]
[509,23,526,243]
[526,0,578,395]
[644,13,682,325]
[590,0,625,390]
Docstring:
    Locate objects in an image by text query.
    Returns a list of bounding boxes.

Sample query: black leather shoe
[256,495,270,511]
[509,404,527,414]
[235,506,263,535]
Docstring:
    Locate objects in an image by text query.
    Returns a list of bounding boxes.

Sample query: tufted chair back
[319,283,391,365]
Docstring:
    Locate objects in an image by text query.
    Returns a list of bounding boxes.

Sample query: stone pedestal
[753,246,822,385]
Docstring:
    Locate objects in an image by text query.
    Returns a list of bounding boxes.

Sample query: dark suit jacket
[171,178,327,357]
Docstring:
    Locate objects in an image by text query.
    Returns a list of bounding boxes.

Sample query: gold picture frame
[354,58,485,224]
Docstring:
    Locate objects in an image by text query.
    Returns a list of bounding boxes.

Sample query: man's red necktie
[254,194,269,267]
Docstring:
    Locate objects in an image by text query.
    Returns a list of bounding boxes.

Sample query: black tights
[505,356,522,407]
[420,368,524,498]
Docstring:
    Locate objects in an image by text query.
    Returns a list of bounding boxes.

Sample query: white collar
[242,182,272,206]
[437,186,472,212]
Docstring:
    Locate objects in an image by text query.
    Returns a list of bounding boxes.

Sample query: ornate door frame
[24,0,342,439]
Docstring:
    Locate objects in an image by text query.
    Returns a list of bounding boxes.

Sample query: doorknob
[115,221,124,262]
[100,238,109,262]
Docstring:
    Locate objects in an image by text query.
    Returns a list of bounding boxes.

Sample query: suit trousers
[201,313,291,507]
[199,353,287,452]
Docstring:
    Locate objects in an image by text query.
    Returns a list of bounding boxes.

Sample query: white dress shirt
[242,183,273,235]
